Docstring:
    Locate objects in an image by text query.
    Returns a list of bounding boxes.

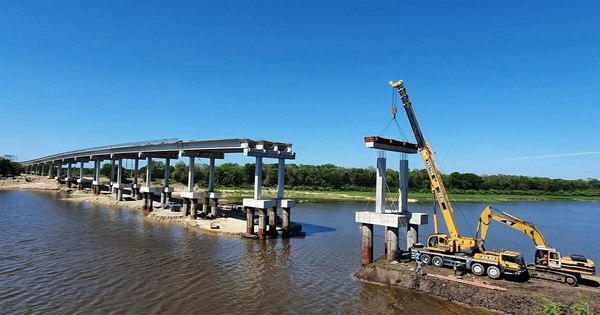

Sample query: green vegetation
[14,158,600,202]
[0,156,23,177]
[540,295,589,315]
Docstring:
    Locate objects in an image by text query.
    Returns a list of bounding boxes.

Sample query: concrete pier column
[386,227,399,261]
[202,197,209,215]
[399,158,408,213]
[145,157,152,187]
[208,158,215,192]
[161,158,171,206]
[211,198,219,217]
[254,157,263,199]
[109,160,115,193]
[376,155,386,213]
[187,157,195,192]
[133,159,139,200]
[78,162,84,190]
[190,199,198,219]
[362,223,374,266]
[142,193,148,211]
[47,165,53,178]
[57,164,62,179]
[246,207,255,234]
[407,224,419,250]
[268,206,277,237]
[257,207,267,240]
[114,159,123,201]
[282,207,291,238]
[182,198,190,217]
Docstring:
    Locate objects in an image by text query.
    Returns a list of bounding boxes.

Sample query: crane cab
[426,234,452,252]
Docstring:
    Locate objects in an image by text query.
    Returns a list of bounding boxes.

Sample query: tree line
[100,161,600,196]
[6,157,600,196]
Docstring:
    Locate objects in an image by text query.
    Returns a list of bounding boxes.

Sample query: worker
[415,251,424,275]
[543,253,548,265]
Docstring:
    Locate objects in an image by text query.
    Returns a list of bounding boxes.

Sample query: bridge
[21,138,297,239]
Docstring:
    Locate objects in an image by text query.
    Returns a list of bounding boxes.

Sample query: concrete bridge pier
[161,158,173,206]
[77,161,85,190]
[47,165,54,179]
[112,159,131,201]
[65,163,73,188]
[55,164,62,180]
[361,223,374,266]
[132,159,140,200]
[92,160,104,195]
[245,207,255,234]
[109,160,116,193]
[140,157,159,211]
[180,157,199,219]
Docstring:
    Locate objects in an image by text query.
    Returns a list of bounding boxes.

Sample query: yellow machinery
[477,207,596,285]
[391,80,527,278]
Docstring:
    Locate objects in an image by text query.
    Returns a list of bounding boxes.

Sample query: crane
[477,207,596,285]
[390,80,527,279]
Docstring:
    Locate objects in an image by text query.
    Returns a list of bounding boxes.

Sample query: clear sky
[1,1,599,179]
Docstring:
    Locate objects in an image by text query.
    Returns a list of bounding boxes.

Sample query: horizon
[2,1,599,180]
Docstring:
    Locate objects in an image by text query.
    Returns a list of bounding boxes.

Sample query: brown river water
[9,190,597,314]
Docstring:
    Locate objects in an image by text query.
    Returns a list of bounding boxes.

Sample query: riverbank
[217,188,600,203]
[3,176,599,203]
[0,176,261,237]
[355,258,600,315]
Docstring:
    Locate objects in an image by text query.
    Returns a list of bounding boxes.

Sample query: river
[1,190,597,314]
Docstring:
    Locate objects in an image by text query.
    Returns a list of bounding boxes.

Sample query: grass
[216,187,600,204]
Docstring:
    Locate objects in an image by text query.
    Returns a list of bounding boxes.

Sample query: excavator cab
[536,247,562,269]
[427,234,451,252]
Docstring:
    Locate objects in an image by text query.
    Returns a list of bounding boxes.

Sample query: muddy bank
[355,258,600,315]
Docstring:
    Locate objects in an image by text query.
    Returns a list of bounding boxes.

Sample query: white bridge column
[254,157,263,200]
[133,158,139,200]
[187,157,195,192]
[375,153,386,213]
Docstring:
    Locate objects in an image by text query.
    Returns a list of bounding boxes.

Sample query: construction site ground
[354,257,600,315]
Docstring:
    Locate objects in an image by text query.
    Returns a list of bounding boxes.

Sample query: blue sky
[1,1,599,179]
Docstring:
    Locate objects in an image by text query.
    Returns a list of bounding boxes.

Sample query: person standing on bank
[415,250,424,275]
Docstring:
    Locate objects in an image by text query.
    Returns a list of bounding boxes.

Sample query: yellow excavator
[391,80,527,279]
[477,207,596,285]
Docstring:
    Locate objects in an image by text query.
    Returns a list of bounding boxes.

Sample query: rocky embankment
[355,258,600,315]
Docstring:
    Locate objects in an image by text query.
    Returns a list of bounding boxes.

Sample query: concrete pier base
[243,199,275,240]
[407,224,419,249]
[161,187,175,206]
[362,223,374,266]
[202,197,209,215]
[282,207,291,238]
[257,208,267,240]
[245,207,255,234]
[211,198,219,217]
[190,199,198,219]
[267,206,277,237]
[140,186,160,211]
[386,227,399,261]
[132,184,140,200]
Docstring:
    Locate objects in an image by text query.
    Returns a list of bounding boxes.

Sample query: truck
[390,80,528,279]
[477,206,596,285]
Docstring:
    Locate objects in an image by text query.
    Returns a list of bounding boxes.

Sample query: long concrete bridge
[21,138,297,239]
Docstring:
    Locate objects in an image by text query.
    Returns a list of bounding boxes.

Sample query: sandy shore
[1,175,252,237]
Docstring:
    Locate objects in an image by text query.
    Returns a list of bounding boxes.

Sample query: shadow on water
[295,222,336,235]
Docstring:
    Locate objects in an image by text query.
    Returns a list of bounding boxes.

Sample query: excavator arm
[477,206,548,247]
